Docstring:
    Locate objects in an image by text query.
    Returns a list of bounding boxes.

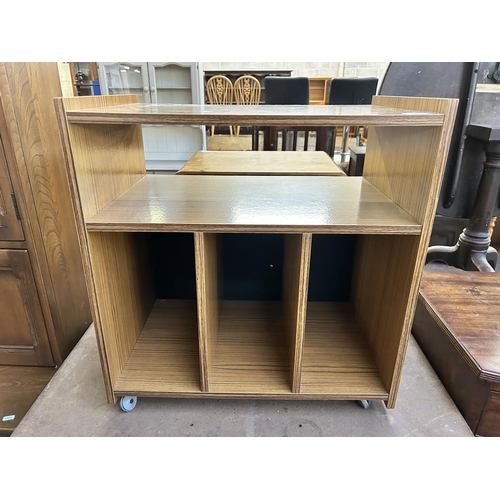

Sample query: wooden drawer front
[0,249,53,365]
[476,391,500,437]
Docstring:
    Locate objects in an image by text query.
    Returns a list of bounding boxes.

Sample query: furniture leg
[427,126,500,271]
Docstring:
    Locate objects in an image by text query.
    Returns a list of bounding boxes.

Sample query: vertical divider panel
[283,233,312,393]
[194,232,222,392]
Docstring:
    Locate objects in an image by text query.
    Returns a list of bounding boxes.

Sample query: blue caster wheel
[120,395,137,412]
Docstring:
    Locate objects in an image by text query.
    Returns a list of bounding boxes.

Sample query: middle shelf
[86,175,422,234]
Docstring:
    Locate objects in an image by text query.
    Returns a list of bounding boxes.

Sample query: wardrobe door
[0,249,54,366]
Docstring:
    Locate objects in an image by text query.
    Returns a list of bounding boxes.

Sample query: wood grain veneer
[209,301,291,394]
[87,232,155,391]
[418,269,500,382]
[55,94,459,408]
[194,232,222,391]
[65,103,445,127]
[283,234,311,392]
[114,300,201,395]
[1,63,91,365]
[86,176,421,234]
[352,96,458,407]
[301,302,388,397]
[176,151,345,176]
[0,365,56,436]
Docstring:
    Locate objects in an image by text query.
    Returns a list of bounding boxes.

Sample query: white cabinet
[98,62,205,172]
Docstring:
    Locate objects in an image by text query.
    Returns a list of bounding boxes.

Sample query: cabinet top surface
[66,103,444,126]
[86,176,421,233]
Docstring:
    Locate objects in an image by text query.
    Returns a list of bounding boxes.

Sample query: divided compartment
[196,232,310,394]
[300,233,417,399]
[87,231,202,395]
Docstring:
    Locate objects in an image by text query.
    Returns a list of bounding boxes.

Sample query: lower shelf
[114,299,388,400]
[115,300,202,395]
[210,301,290,394]
[301,302,388,398]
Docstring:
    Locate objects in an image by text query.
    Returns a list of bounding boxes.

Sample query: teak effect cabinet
[55,95,457,410]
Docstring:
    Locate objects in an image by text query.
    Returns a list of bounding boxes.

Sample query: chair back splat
[206,75,234,136]
[234,75,261,137]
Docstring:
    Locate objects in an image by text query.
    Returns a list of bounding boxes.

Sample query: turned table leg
[427,125,500,272]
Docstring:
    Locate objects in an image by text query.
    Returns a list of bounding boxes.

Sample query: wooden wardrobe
[0,62,91,368]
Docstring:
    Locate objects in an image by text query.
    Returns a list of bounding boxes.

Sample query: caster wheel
[357,399,371,409]
[120,395,137,412]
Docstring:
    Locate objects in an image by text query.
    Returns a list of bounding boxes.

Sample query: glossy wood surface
[177,151,345,176]
[86,176,420,234]
[0,249,53,365]
[65,103,445,127]
[413,294,494,434]
[419,269,500,382]
[301,302,388,397]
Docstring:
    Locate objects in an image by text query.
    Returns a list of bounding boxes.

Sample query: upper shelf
[86,175,421,234]
[66,103,445,127]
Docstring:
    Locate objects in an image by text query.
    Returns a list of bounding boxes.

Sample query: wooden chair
[329,77,378,157]
[259,77,335,155]
[206,75,234,136]
[233,75,261,137]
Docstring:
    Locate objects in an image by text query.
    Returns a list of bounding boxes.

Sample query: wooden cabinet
[0,62,91,368]
[98,62,205,172]
[0,141,23,241]
[309,77,334,105]
[413,269,500,436]
[55,95,457,409]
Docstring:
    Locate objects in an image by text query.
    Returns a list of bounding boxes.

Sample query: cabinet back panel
[152,233,197,299]
[221,234,284,301]
[307,234,357,302]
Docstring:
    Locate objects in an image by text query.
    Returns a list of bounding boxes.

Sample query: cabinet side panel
[58,95,146,221]
[87,232,156,389]
[359,96,458,408]
[365,96,458,226]
[283,234,311,392]
[195,232,221,391]
[352,234,420,405]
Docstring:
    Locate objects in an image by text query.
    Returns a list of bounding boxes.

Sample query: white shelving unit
[98,62,205,172]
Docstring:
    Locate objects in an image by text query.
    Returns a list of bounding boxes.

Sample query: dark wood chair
[328,77,379,157]
[255,76,336,155]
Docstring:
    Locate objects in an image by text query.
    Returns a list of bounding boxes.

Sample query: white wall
[202,62,389,81]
